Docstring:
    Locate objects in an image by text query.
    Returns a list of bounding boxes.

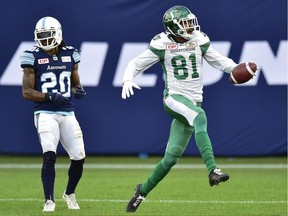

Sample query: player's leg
[140,119,193,196]
[193,108,229,186]
[126,97,194,212]
[165,94,229,186]
[193,110,216,172]
[164,94,217,171]
[34,113,59,211]
[59,115,85,209]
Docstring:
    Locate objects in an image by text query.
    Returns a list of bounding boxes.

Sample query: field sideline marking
[0,198,286,204]
[0,163,287,169]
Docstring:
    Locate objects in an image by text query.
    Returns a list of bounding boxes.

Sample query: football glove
[46,92,70,105]
[74,85,86,99]
[121,80,141,99]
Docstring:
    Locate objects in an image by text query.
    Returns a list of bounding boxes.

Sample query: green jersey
[123,31,237,102]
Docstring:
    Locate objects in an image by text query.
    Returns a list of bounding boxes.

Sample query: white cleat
[42,199,55,212]
[63,192,80,210]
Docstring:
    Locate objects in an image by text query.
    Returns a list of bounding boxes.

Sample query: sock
[140,153,177,196]
[194,112,217,173]
[42,151,56,201]
[141,119,193,196]
[195,131,216,172]
[65,158,85,195]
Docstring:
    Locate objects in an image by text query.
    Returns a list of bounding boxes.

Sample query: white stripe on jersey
[20,52,35,66]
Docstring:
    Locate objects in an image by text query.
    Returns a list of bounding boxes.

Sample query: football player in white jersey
[122,5,238,212]
[21,17,86,212]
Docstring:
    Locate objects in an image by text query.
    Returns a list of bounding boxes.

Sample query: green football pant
[140,95,217,196]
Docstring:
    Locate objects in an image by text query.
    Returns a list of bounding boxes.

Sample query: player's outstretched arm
[121,49,159,100]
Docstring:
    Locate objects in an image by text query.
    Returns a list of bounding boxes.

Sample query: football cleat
[42,199,55,212]
[209,168,229,186]
[126,184,146,212]
[63,192,80,210]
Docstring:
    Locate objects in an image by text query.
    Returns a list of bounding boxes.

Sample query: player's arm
[22,67,46,102]
[123,49,160,82]
[71,64,86,98]
[203,45,237,73]
[121,49,159,99]
[196,32,237,73]
[71,64,81,90]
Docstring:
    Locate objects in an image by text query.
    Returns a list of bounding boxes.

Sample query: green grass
[0,156,287,216]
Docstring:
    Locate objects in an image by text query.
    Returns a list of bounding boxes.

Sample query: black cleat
[126,184,145,212]
[209,168,229,187]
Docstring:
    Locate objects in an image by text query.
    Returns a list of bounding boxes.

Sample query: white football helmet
[34,16,63,51]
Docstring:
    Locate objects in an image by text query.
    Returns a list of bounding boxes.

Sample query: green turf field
[0,155,287,216]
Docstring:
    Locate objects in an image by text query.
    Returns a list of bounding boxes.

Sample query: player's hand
[74,85,86,99]
[46,92,70,105]
[121,80,141,99]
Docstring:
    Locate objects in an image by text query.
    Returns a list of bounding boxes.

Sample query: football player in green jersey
[122,5,238,213]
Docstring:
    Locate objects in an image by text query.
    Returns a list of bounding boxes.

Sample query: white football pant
[34,113,86,160]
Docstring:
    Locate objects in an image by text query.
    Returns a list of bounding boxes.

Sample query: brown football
[229,62,257,84]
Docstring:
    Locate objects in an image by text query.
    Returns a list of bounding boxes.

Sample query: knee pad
[161,152,179,170]
[169,146,183,157]
[43,151,56,167]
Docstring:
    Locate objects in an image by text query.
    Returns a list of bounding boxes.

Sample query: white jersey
[123,31,237,102]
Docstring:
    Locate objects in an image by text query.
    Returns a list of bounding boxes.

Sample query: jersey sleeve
[197,32,237,73]
[122,47,160,83]
[20,51,35,69]
[149,33,168,50]
[204,45,237,73]
[72,49,81,64]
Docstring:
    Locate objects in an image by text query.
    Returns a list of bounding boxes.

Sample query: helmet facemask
[175,14,200,39]
[164,6,200,40]
[34,17,62,51]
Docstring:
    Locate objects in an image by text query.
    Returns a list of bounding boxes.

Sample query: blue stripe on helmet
[41,17,47,28]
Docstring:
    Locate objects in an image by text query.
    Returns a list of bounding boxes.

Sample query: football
[229,62,257,84]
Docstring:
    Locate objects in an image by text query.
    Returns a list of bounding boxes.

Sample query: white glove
[121,80,141,99]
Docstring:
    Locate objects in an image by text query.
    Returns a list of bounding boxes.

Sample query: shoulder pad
[24,47,40,53]
[192,31,210,45]
[149,32,171,50]
[20,50,35,67]
[62,46,80,62]
[62,46,78,52]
